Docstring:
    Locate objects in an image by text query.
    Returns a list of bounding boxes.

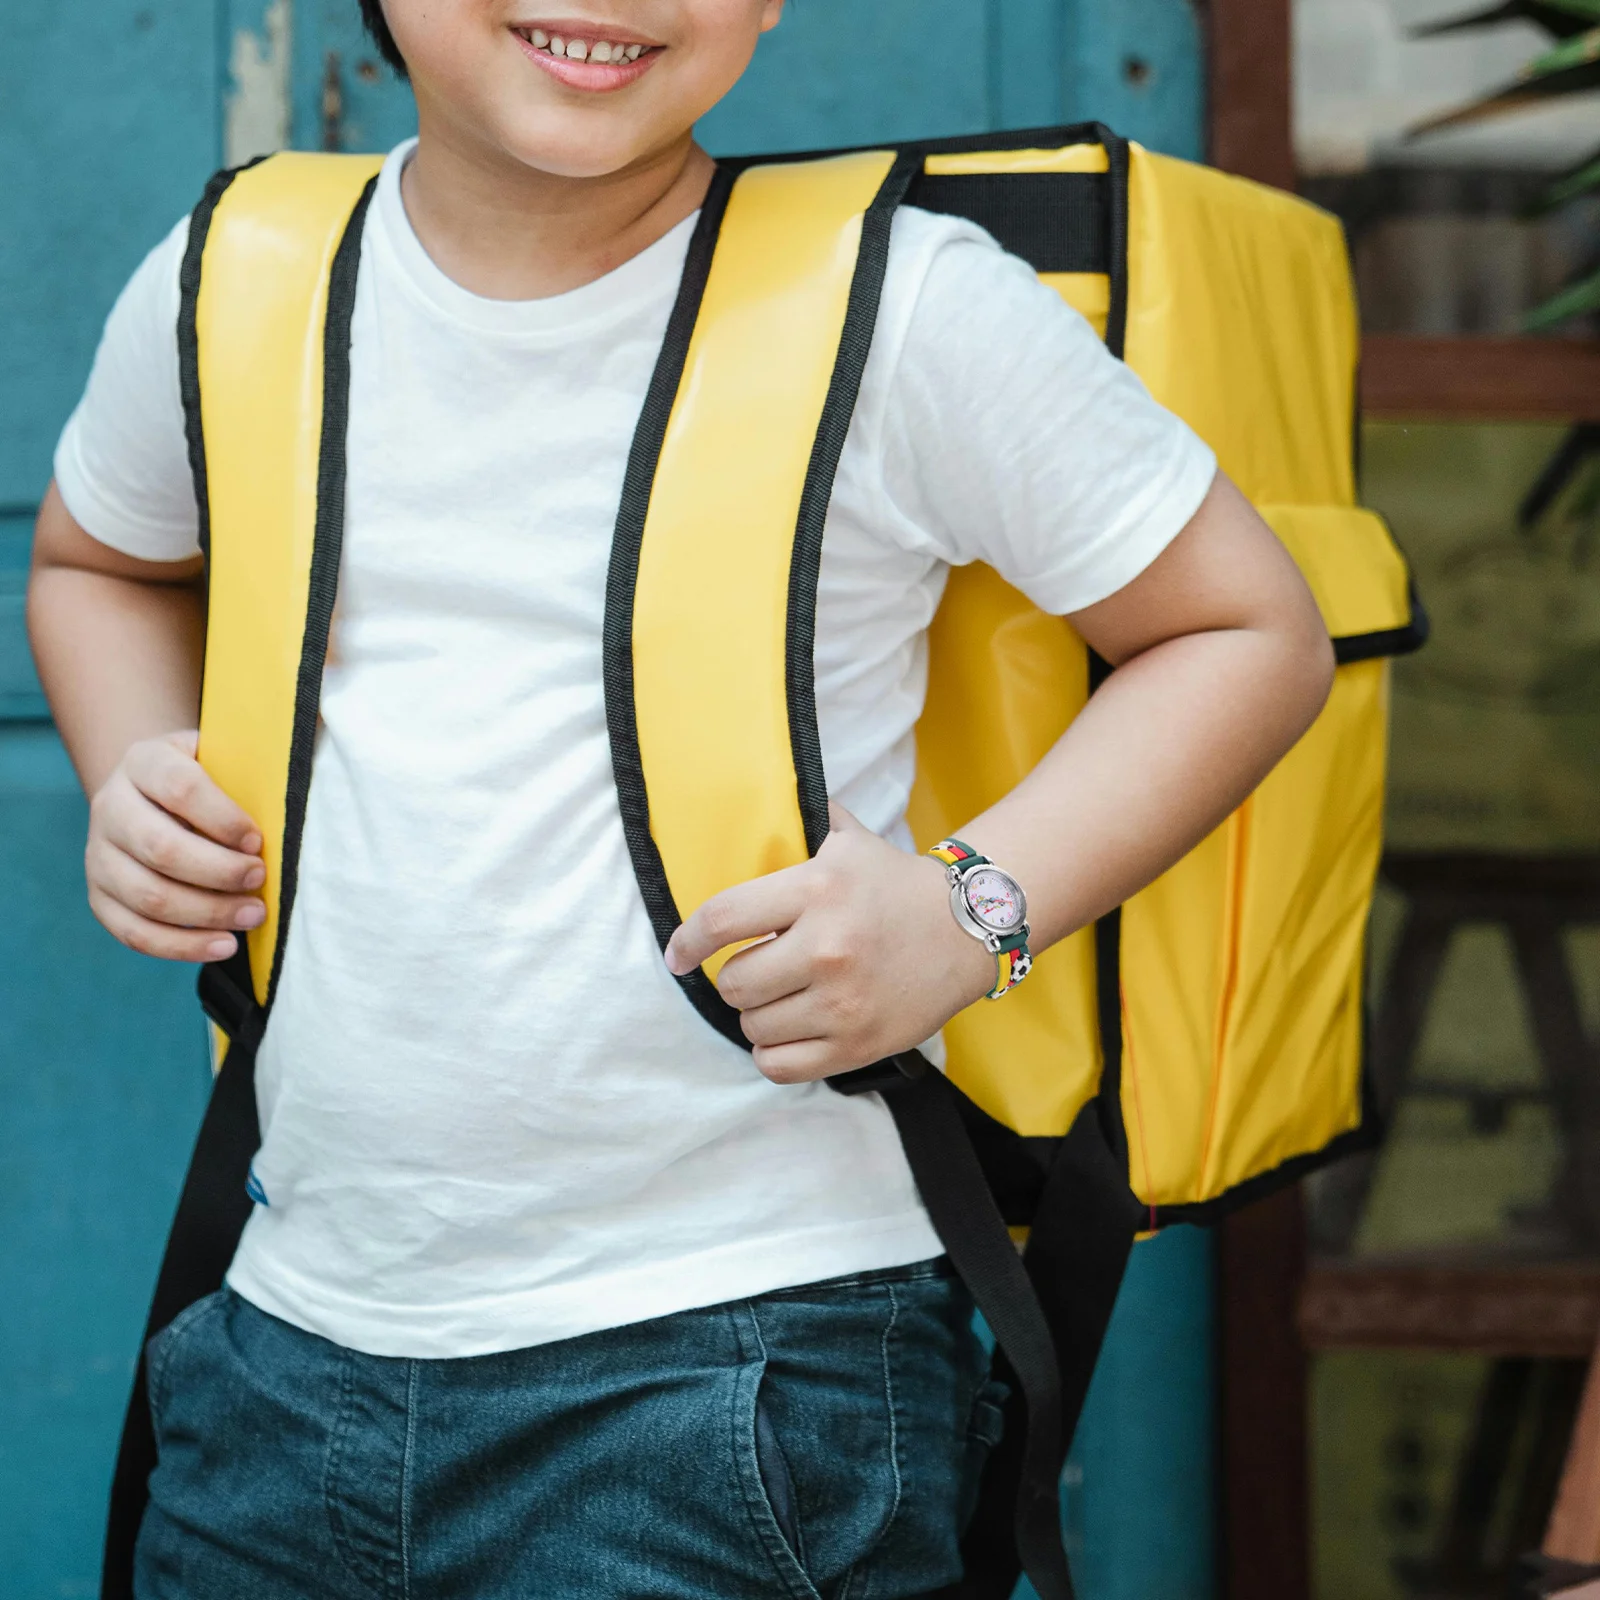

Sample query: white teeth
[524,27,645,62]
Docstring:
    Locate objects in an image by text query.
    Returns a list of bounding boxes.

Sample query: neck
[399,116,714,301]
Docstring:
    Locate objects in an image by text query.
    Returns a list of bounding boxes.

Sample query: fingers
[751,1038,838,1086]
[126,734,263,855]
[90,837,265,934]
[665,862,812,976]
[95,769,265,894]
[713,934,810,1011]
[82,735,268,966]
[89,884,240,964]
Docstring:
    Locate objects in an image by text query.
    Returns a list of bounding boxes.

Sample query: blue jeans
[134,1261,1005,1599]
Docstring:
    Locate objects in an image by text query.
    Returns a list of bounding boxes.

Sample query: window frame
[1207,0,1600,421]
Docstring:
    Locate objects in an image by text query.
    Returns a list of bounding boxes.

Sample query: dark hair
[358,0,409,78]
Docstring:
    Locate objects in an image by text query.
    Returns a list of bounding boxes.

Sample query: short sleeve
[874,213,1217,617]
[53,217,200,563]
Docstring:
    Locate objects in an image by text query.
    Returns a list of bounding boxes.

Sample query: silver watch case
[945,861,1029,954]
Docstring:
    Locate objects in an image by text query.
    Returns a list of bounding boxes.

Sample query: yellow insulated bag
[102,124,1423,1600]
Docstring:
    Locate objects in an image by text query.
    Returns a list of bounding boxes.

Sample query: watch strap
[990,942,1033,1000]
[928,837,1033,1000]
[929,837,983,870]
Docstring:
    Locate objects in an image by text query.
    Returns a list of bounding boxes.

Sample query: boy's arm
[666,471,1338,1083]
[28,482,266,962]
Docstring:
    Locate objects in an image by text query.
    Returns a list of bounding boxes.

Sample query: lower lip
[512,31,662,91]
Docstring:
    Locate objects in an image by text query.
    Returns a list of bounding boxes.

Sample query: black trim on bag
[1096,126,1132,362]
[602,167,746,1048]
[906,172,1110,275]
[263,175,377,1013]
[1332,583,1431,665]
[723,120,1125,171]
[786,152,921,858]
[1149,1061,1385,1229]
[178,157,267,573]
[176,154,267,1014]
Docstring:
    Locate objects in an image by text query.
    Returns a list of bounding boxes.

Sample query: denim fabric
[135,1261,1007,1600]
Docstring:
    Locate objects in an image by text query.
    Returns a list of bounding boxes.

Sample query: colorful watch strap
[929,837,1032,1000]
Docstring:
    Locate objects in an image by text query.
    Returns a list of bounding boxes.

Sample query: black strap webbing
[100,962,264,1600]
[951,1104,1143,1599]
[835,1044,1144,1600]
[837,1057,1080,1600]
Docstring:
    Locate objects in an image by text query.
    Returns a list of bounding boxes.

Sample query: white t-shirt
[56,142,1216,1359]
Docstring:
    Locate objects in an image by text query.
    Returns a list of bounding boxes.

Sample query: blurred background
[9,1,1600,1597]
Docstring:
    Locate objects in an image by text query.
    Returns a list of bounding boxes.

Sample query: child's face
[385,1,785,178]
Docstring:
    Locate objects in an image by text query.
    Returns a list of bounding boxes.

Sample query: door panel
[1,2,223,509]
[2,6,223,1594]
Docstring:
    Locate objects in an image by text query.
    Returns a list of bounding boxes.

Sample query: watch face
[964,867,1025,933]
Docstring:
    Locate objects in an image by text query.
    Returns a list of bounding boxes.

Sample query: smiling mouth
[512,24,658,66]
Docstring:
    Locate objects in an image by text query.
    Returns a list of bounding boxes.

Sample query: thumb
[826,800,869,836]
[162,728,200,757]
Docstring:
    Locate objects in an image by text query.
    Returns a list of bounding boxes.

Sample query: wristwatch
[929,838,1033,1000]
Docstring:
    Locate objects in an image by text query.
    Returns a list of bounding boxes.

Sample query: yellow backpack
[103,125,1422,1600]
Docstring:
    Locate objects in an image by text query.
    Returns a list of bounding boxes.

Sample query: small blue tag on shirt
[245,1165,270,1207]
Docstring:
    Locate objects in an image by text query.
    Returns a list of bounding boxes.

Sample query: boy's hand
[86,730,267,964]
[664,805,995,1084]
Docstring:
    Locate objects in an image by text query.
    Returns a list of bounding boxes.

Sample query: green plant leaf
[1537,146,1600,209]
[1409,32,1600,136]
[1523,20,1600,75]
[1524,264,1600,329]
[1412,0,1600,41]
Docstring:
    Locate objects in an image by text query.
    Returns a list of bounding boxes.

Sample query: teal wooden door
[2,6,1208,1596]
[3,10,223,1597]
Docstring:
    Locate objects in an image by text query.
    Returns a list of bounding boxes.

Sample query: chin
[505,134,654,179]
[480,102,680,180]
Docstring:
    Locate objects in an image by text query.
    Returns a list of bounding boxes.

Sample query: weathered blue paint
[2,7,225,1595]
[0,2,223,510]
[2,3,1216,1594]
[700,0,995,155]
[286,0,417,155]
[0,727,209,1600]
[1064,0,1206,162]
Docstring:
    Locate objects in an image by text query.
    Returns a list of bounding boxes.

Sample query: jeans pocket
[755,1395,805,1564]
[731,1353,824,1600]
[144,1289,227,1441]
[959,1375,1010,1533]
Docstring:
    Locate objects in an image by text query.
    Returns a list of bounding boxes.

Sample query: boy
[28,2,1334,1595]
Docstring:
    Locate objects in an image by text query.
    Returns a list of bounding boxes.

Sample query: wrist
[929,837,1034,1000]
[916,852,998,1006]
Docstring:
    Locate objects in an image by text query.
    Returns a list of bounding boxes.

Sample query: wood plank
[1301,1262,1600,1357]
[1362,335,1600,422]
[1546,1327,1600,1563]
[1220,1188,1311,1600]
[1206,0,1294,189]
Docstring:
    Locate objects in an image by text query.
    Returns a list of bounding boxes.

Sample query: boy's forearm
[955,472,1335,960]
[27,484,205,798]
[956,620,1333,954]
